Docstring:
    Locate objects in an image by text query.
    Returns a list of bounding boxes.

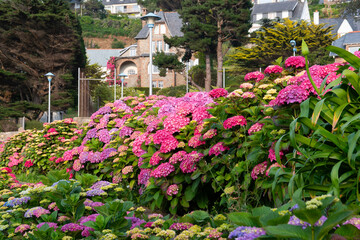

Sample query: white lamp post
[141,12,161,96]
[45,72,55,123]
[118,73,127,99]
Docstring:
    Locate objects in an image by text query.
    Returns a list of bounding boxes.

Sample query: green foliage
[80,15,141,38]
[153,52,185,77]
[25,120,44,130]
[83,0,107,19]
[111,39,125,49]
[156,85,187,97]
[229,18,335,69]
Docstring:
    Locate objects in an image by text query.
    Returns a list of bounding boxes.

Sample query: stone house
[250,0,311,32]
[102,0,142,17]
[115,11,197,89]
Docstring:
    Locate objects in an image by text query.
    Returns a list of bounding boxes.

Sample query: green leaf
[316,209,353,239]
[191,210,210,224]
[227,212,258,227]
[264,224,310,239]
[327,45,360,69]
[293,208,322,225]
[348,131,360,169]
[185,186,196,201]
[334,224,360,238]
[343,69,360,95]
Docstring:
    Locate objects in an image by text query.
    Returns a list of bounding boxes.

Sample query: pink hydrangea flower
[150,151,163,166]
[150,162,175,178]
[163,114,190,133]
[24,160,33,168]
[138,169,151,186]
[264,65,283,74]
[285,56,306,68]
[244,71,265,82]
[61,223,83,232]
[209,142,229,156]
[169,151,187,164]
[251,161,267,180]
[223,116,247,129]
[37,222,58,229]
[248,123,264,135]
[188,135,206,148]
[354,51,360,58]
[169,222,193,231]
[73,159,82,171]
[166,184,179,196]
[239,83,254,89]
[241,92,256,99]
[266,163,285,176]
[15,224,30,233]
[122,166,133,175]
[203,129,217,139]
[209,88,229,99]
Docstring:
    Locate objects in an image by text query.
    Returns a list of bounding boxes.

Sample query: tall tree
[0,0,86,120]
[83,0,107,19]
[229,19,335,70]
[204,0,252,88]
[137,0,182,11]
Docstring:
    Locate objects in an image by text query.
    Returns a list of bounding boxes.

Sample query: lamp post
[45,72,55,123]
[141,12,161,96]
[118,73,127,99]
[290,40,297,56]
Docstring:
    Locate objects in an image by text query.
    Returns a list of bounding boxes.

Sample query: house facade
[250,0,310,32]
[115,11,197,89]
[102,0,142,17]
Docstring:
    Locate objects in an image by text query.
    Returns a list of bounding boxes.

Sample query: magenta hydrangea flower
[266,163,285,176]
[180,158,197,173]
[285,56,306,68]
[244,71,265,82]
[150,162,175,178]
[24,207,51,218]
[14,224,30,233]
[268,148,284,162]
[97,129,111,143]
[192,106,212,123]
[37,222,58,229]
[160,135,179,153]
[209,142,229,156]
[264,65,283,74]
[354,51,360,58]
[166,184,179,196]
[150,151,163,166]
[169,151,187,164]
[271,85,309,106]
[223,116,247,129]
[61,223,83,232]
[209,88,229,99]
[248,123,264,135]
[138,169,151,186]
[169,222,193,231]
[251,161,267,180]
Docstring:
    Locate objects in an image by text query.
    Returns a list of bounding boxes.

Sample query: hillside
[84,36,136,49]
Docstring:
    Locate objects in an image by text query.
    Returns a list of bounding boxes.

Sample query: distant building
[250,0,311,32]
[86,49,123,76]
[330,32,360,60]
[102,0,142,17]
[114,11,198,89]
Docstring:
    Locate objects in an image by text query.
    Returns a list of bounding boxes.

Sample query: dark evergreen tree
[83,0,107,19]
[0,0,86,120]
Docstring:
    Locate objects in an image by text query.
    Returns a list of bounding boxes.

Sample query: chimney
[314,10,319,25]
[141,8,148,27]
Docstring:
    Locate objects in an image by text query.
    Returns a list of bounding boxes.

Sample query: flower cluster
[223,116,247,129]
[209,88,229,99]
[244,71,265,82]
[264,65,283,74]
[229,226,266,239]
[285,56,306,68]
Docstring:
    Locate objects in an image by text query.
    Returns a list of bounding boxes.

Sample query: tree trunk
[205,53,211,92]
[216,21,223,88]
[188,75,204,91]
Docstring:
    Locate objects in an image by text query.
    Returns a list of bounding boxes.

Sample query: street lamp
[141,12,161,96]
[118,73,127,99]
[44,72,55,123]
[290,40,297,56]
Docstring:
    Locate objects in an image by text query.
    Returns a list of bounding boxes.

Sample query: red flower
[24,160,33,168]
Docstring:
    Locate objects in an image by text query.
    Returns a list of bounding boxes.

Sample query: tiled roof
[252,1,298,14]
[319,18,343,34]
[135,11,183,39]
[330,32,360,56]
[86,49,123,67]
[102,0,138,5]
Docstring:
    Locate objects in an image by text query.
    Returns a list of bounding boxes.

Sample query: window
[164,43,170,52]
[267,12,276,19]
[152,41,156,53]
[152,81,157,88]
[148,63,160,74]
[160,24,166,34]
[348,46,360,54]
[154,25,160,34]
[256,13,263,21]
[130,47,136,56]
[157,41,163,51]
[158,80,164,88]
[123,6,127,12]
[128,69,136,75]
[282,11,289,18]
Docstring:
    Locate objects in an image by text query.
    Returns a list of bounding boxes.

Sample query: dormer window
[130,47,136,56]
[256,13,263,21]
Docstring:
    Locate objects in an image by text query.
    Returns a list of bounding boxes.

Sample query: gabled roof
[135,11,183,39]
[102,0,138,5]
[319,18,343,34]
[347,17,360,31]
[252,1,298,14]
[118,44,137,57]
[330,32,360,56]
[86,49,123,67]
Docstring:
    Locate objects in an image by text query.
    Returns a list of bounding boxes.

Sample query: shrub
[111,39,125,49]
[25,120,44,130]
